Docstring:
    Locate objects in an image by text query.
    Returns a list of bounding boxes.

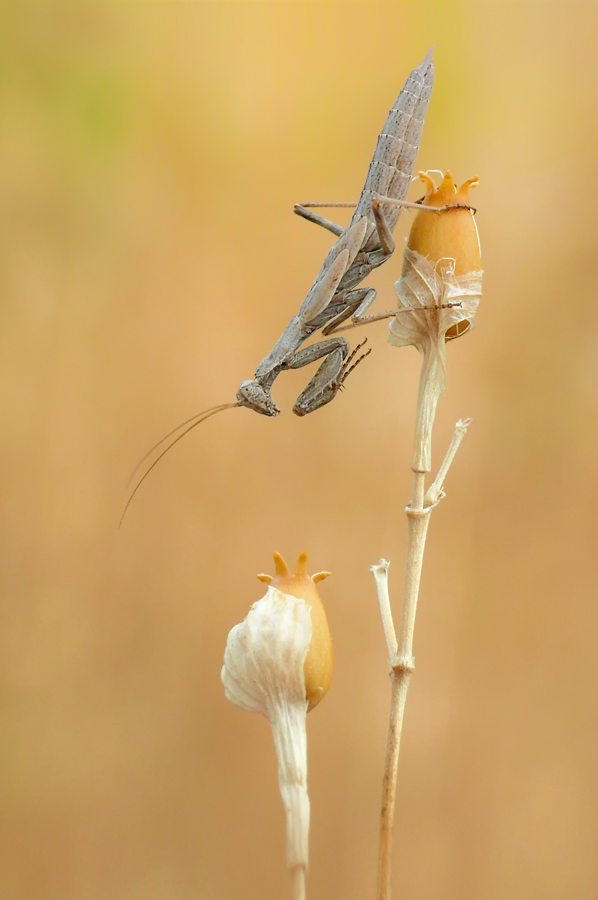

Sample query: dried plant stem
[291,865,306,900]
[372,411,470,900]
[378,666,412,900]
[375,474,432,900]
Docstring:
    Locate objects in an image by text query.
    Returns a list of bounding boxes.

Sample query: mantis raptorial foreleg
[286,336,372,417]
[285,336,349,371]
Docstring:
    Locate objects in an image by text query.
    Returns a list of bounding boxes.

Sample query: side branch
[425,418,472,507]
[371,560,397,661]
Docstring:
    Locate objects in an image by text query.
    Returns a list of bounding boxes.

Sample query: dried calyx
[222,552,333,883]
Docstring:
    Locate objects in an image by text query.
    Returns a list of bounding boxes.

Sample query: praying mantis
[239,49,435,418]
[122,51,435,522]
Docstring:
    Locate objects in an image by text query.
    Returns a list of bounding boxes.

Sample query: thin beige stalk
[291,865,306,900]
[372,409,470,900]
[375,471,432,900]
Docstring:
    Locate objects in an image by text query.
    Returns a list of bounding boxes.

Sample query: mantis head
[236,380,280,417]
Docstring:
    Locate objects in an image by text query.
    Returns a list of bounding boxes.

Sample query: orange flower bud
[387,171,483,470]
[408,171,480,276]
[258,552,333,710]
[389,171,482,353]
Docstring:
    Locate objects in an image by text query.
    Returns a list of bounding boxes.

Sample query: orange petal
[312,571,331,584]
[456,176,479,204]
[274,552,290,577]
[294,551,309,576]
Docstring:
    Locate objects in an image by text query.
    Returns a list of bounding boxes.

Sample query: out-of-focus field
[1,3,597,899]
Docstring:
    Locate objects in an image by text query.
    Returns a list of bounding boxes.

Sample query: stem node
[390,656,415,676]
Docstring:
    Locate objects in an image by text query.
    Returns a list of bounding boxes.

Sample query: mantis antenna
[120,401,241,527]
[125,402,241,488]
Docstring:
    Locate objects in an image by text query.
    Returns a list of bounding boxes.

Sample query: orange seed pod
[258,551,333,710]
[408,170,480,276]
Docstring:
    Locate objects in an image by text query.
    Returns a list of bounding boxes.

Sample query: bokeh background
[1,2,598,899]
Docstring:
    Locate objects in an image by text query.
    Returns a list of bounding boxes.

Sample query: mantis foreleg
[284,335,371,416]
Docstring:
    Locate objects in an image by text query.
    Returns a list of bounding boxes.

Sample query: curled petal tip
[312,571,331,584]
[418,171,436,198]
[456,176,479,202]
[257,574,272,584]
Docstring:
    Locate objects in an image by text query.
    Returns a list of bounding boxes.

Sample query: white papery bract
[389,247,482,351]
[388,248,483,472]
[222,586,313,870]
[222,586,312,716]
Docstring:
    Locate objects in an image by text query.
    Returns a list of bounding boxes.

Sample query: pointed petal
[294,551,309,576]
[274,552,290,577]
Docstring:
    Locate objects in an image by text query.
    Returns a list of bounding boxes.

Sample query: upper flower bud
[388,171,483,471]
[389,170,482,355]
[408,171,480,276]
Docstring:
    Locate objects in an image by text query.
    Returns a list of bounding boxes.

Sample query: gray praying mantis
[122,51,436,522]
[240,49,435,418]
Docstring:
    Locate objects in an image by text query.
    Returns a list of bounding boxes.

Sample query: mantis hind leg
[371,198,395,256]
[293,198,397,255]
[293,204,344,237]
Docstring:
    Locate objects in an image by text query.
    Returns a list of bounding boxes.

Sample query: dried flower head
[389,170,482,352]
[221,552,333,880]
[388,171,483,471]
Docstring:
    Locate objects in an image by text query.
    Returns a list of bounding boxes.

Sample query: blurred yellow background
[1,3,597,899]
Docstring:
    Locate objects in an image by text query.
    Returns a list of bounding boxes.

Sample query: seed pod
[389,170,482,352]
[388,171,483,471]
[258,551,333,710]
[407,171,481,276]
